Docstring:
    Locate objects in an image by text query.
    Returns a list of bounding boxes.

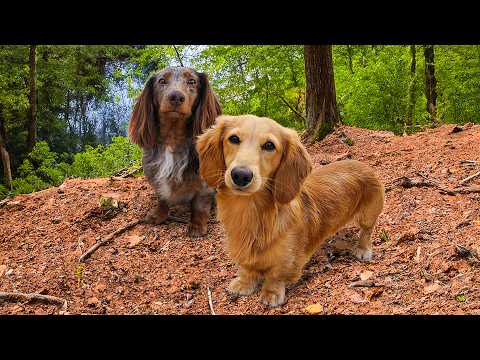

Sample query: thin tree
[405,45,417,133]
[424,45,438,125]
[26,45,37,153]
[303,45,340,142]
[0,111,12,190]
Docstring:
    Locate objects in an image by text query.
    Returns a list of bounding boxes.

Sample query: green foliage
[10,141,66,195]
[6,137,141,197]
[0,184,8,199]
[68,136,142,178]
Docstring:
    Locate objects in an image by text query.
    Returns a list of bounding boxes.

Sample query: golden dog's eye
[187,79,196,85]
[228,135,240,144]
[262,141,275,151]
[158,78,167,84]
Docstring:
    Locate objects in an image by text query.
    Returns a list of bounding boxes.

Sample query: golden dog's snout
[230,166,254,187]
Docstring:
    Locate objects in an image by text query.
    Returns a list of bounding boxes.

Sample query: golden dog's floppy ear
[128,75,157,148]
[273,129,312,204]
[195,116,227,187]
[192,72,222,139]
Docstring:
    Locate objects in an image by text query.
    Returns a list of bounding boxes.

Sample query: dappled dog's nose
[231,167,253,187]
[168,91,185,106]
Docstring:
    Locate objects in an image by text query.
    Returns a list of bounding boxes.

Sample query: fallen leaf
[125,235,145,248]
[347,290,367,304]
[456,294,466,302]
[360,270,373,281]
[366,287,384,301]
[304,303,324,314]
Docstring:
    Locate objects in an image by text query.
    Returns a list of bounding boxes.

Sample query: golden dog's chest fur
[196,114,384,307]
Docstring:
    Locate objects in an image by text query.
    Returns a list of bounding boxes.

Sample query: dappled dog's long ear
[192,72,222,138]
[128,75,157,148]
[273,129,312,204]
[196,116,226,188]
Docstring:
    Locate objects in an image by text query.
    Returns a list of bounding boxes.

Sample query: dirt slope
[1,123,480,315]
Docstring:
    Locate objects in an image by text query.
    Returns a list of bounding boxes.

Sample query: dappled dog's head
[128,67,221,148]
[196,114,312,203]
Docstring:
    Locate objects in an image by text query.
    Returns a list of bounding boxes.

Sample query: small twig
[79,218,143,262]
[207,286,216,315]
[172,45,184,67]
[0,292,67,309]
[458,170,480,186]
[460,160,477,165]
[385,176,480,195]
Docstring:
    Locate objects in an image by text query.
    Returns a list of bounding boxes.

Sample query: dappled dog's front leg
[144,200,169,225]
[188,191,212,238]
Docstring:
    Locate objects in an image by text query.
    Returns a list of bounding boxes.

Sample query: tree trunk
[0,113,13,191]
[346,45,354,74]
[26,45,37,153]
[424,45,438,125]
[405,45,417,132]
[304,45,339,142]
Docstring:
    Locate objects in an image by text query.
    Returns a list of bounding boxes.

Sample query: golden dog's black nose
[231,167,253,187]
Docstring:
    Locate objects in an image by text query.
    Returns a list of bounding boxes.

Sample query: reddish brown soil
[1,124,480,315]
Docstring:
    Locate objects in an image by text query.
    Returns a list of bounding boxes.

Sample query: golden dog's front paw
[352,246,373,261]
[228,277,259,296]
[260,286,286,308]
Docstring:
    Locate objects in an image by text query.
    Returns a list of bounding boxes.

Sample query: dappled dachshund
[129,67,221,237]
[196,115,384,307]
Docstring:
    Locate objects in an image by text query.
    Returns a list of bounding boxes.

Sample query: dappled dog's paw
[260,286,286,308]
[187,224,207,238]
[228,277,258,296]
[352,247,372,261]
[143,211,168,225]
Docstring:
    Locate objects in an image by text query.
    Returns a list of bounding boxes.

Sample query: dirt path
[1,124,480,315]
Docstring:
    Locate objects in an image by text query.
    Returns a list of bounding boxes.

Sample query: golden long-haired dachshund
[196,114,385,307]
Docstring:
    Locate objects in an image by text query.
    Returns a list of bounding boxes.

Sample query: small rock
[87,297,100,307]
[57,184,67,193]
[360,270,374,281]
[185,299,195,308]
[349,279,376,288]
[304,303,324,314]
[324,281,331,289]
[51,217,61,224]
[424,282,442,295]
[186,293,193,301]
[450,125,464,133]
[5,269,14,277]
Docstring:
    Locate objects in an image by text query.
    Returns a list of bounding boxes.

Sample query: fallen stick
[0,197,11,208]
[207,286,216,315]
[385,176,480,195]
[0,292,67,309]
[79,218,143,262]
[458,170,480,186]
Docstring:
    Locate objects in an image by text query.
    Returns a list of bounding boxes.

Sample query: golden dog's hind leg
[352,188,384,261]
[228,268,262,296]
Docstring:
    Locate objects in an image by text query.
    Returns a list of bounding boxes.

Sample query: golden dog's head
[196,114,312,203]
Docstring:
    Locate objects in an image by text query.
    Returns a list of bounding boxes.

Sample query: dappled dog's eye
[158,78,167,84]
[228,135,240,144]
[262,141,275,151]
[187,79,196,85]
